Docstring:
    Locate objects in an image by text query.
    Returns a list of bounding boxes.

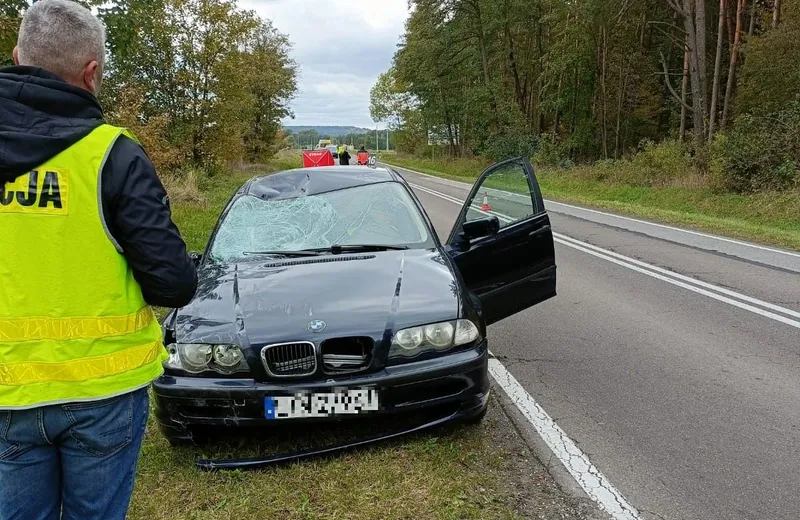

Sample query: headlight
[454,319,479,345]
[423,322,454,347]
[394,327,424,350]
[178,344,212,373]
[214,345,243,367]
[389,319,480,359]
[165,344,248,375]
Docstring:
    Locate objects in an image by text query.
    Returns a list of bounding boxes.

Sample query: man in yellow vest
[0,1,197,518]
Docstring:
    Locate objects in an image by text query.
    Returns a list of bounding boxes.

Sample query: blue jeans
[0,387,149,520]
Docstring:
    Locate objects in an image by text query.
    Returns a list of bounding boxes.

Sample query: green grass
[134,154,527,520]
[131,415,521,520]
[383,155,800,252]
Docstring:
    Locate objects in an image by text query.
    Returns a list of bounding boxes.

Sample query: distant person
[359,145,367,153]
[339,148,351,166]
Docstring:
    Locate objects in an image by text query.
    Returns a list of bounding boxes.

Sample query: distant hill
[284,126,373,136]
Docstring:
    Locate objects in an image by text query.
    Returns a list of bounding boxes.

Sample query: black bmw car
[155,158,556,467]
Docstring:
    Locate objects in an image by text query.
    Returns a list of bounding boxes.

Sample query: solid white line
[410,181,800,328]
[488,358,642,520]
[553,237,800,330]
[394,163,800,259]
[554,233,800,321]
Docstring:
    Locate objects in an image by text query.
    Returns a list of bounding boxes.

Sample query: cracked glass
[210,182,431,262]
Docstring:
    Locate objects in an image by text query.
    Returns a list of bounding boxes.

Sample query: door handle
[528,225,552,240]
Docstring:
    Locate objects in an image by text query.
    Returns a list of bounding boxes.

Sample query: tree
[98,0,297,171]
[369,67,415,130]
[736,0,800,117]
[667,0,710,145]
[722,0,746,127]
[1,0,27,67]
[709,0,727,138]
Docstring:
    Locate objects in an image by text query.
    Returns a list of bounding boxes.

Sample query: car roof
[241,165,402,201]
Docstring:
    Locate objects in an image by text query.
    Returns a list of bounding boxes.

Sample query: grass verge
[381,155,800,252]
[131,407,527,520]
[132,154,553,520]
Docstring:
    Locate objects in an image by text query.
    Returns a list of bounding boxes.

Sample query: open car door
[446,157,556,325]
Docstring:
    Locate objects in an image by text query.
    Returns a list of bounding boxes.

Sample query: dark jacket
[339,150,351,165]
[0,66,197,308]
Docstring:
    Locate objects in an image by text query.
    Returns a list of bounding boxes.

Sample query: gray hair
[17,0,106,85]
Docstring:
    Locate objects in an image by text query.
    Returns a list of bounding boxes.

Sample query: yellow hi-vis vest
[0,124,166,409]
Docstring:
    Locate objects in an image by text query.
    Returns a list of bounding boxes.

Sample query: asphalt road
[390,164,800,520]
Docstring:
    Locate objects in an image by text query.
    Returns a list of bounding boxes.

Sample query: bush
[627,139,694,186]
[533,137,573,168]
[712,102,800,193]
[568,139,695,188]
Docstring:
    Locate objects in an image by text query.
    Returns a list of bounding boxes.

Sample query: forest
[370,0,800,193]
[1,0,298,177]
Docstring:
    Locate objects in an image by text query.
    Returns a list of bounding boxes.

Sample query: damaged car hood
[174,249,460,346]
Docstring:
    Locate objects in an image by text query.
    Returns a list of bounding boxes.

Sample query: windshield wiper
[307,244,410,254]
[243,245,409,258]
[242,250,323,257]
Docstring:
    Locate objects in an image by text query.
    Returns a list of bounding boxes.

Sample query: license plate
[265,388,379,419]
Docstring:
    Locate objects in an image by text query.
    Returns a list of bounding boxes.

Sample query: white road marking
[488,358,641,520]
[554,233,800,321]
[395,163,800,259]
[553,236,800,330]
[409,182,800,329]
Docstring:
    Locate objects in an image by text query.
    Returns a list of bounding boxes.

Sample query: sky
[239,0,411,129]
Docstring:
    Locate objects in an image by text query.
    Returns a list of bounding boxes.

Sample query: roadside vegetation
[370,0,800,251]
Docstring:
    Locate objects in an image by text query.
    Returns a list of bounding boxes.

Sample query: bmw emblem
[307,320,327,333]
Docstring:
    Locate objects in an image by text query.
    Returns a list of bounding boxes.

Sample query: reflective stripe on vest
[0,124,166,409]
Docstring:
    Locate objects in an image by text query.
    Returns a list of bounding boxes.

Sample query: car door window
[446,156,557,324]
[463,161,539,229]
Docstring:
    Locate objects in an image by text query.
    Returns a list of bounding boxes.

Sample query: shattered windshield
[210,181,433,262]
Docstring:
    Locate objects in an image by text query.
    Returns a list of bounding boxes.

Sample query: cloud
[240,0,409,128]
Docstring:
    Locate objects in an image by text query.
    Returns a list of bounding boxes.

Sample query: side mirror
[189,252,202,267]
[462,216,500,240]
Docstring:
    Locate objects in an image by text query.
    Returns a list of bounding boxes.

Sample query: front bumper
[153,341,489,441]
